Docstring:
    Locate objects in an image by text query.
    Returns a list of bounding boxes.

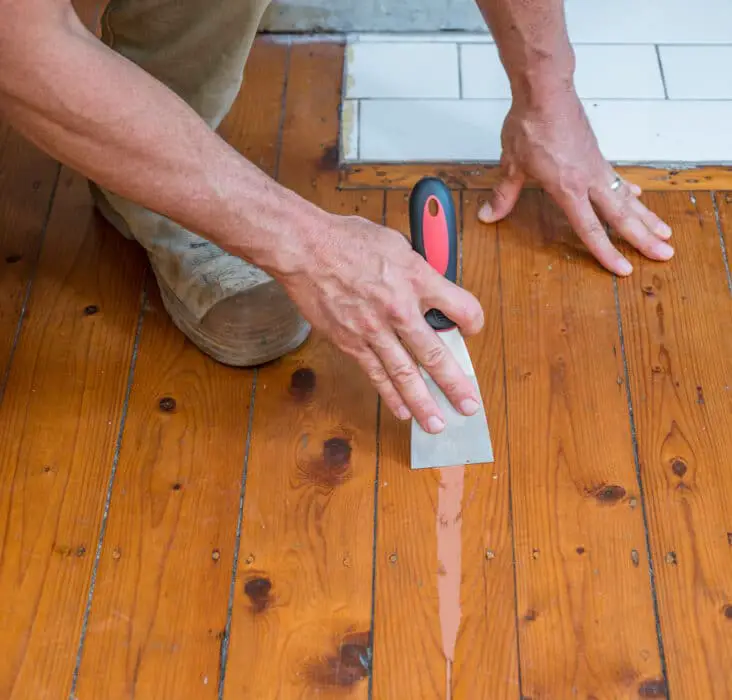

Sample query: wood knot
[576,546,585,555]
[171,482,182,491]
[723,604,732,619]
[83,305,99,316]
[290,367,316,401]
[211,549,220,562]
[244,577,272,613]
[303,632,371,687]
[589,484,626,504]
[159,396,176,412]
[319,144,339,171]
[671,459,687,477]
[642,285,655,297]
[323,437,351,468]
[631,549,640,567]
[638,678,667,697]
[524,609,537,622]
[665,551,677,566]
[5,254,22,264]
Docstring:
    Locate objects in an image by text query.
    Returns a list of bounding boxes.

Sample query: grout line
[457,43,464,100]
[492,191,524,699]
[711,191,732,294]
[612,273,670,696]
[655,45,670,99]
[345,95,732,102]
[69,272,148,699]
[357,99,362,161]
[0,163,60,406]
[367,191,388,699]
[217,368,258,699]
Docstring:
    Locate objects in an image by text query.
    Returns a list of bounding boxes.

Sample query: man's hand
[280,214,485,433]
[478,92,674,275]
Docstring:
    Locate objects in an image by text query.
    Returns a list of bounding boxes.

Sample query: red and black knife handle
[408,177,458,332]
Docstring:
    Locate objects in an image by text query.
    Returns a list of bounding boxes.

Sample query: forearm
[473,0,576,106]
[0,2,321,276]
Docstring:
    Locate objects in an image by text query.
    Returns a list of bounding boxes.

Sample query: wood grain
[715,191,732,291]
[0,124,59,393]
[74,37,288,699]
[222,43,381,699]
[496,191,664,698]
[0,168,146,699]
[616,191,732,699]
[339,163,732,193]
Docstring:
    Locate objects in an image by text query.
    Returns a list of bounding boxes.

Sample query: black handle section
[409,177,458,331]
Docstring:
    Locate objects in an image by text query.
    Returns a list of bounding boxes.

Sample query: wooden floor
[1,38,731,700]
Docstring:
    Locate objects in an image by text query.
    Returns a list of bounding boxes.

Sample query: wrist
[506,49,577,111]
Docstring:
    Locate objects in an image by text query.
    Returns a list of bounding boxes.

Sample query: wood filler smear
[436,466,465,700]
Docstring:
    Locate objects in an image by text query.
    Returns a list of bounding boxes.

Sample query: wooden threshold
[339,162,732,191]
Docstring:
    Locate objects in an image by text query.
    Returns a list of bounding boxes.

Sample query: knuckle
[389,361,420,386]
[365,364,390,386]
[420,343,448,371]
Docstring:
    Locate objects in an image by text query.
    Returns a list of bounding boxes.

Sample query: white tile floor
[341,3,732,164]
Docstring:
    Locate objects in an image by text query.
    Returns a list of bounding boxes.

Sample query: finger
[591,185,674,262]
[560,193,634,276]
[419,272,484,336]
[353,345,414,423]
[367,329,449,433]
[628,196,673,240]
[478,171,525,223]
[628,181,642,197]
[394,311,481,420]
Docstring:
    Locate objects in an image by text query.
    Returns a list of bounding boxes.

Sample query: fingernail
[396,405,411,420]
[656,242,674,260]
[460,398,479,415]
[427,416,445,434]
[617,259,633,276]
[478,204,492,222]
[657,224,672,239]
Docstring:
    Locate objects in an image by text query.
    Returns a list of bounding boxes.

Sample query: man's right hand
[278,212,485,434]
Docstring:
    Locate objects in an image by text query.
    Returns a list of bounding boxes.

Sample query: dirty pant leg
[95,0,273,320]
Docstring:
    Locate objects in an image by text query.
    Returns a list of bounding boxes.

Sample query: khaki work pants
[78,0,309,365]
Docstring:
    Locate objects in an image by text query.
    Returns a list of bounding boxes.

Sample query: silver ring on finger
[610,174,623,192]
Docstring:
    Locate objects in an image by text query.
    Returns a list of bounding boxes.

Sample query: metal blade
[410,328,494,470]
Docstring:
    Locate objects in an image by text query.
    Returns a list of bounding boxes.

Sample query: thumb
[478,172,525,223]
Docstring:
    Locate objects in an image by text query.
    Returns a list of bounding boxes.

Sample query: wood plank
[0,124,59,393]
[371,191,519,699]
[616,191,732,699]
[496,191,665,698]
[217,37,289,178]
[339,163,732,193]
[222,42,381,699]
[454,192,522,699]
[0,168,146,699]
[73,37,289,699]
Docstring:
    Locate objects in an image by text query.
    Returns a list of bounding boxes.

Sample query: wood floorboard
[0,123,59,397]
[494,190,665,699]
[222,43,381,699]
[1,37,731,700]
[0,169,146,699]
[616,192,732,699]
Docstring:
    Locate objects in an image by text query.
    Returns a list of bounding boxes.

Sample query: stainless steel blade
[410,328,494,470]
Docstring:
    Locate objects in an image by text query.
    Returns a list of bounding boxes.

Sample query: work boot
[90,181,311,367]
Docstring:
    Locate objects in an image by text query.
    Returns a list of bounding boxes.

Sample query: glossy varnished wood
[0,123,59,393]
[495,191,664,698]
[616,192,732,699]
[222,43,380,699]
[0,169,146,699]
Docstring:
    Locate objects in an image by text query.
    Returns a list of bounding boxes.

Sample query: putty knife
[408,176,494,470]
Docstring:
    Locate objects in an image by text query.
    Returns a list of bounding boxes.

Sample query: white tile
[584,100,732,161]
[351,32,492,44]
[460,44,663,100]
[565,0,732,44]
[340,99,359,161]
[359,99,508,161]
[659,45,732,99]
[460,44,511,99]
[357,98,732,163]
[573,45,665,98]
[345,42,460,99]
